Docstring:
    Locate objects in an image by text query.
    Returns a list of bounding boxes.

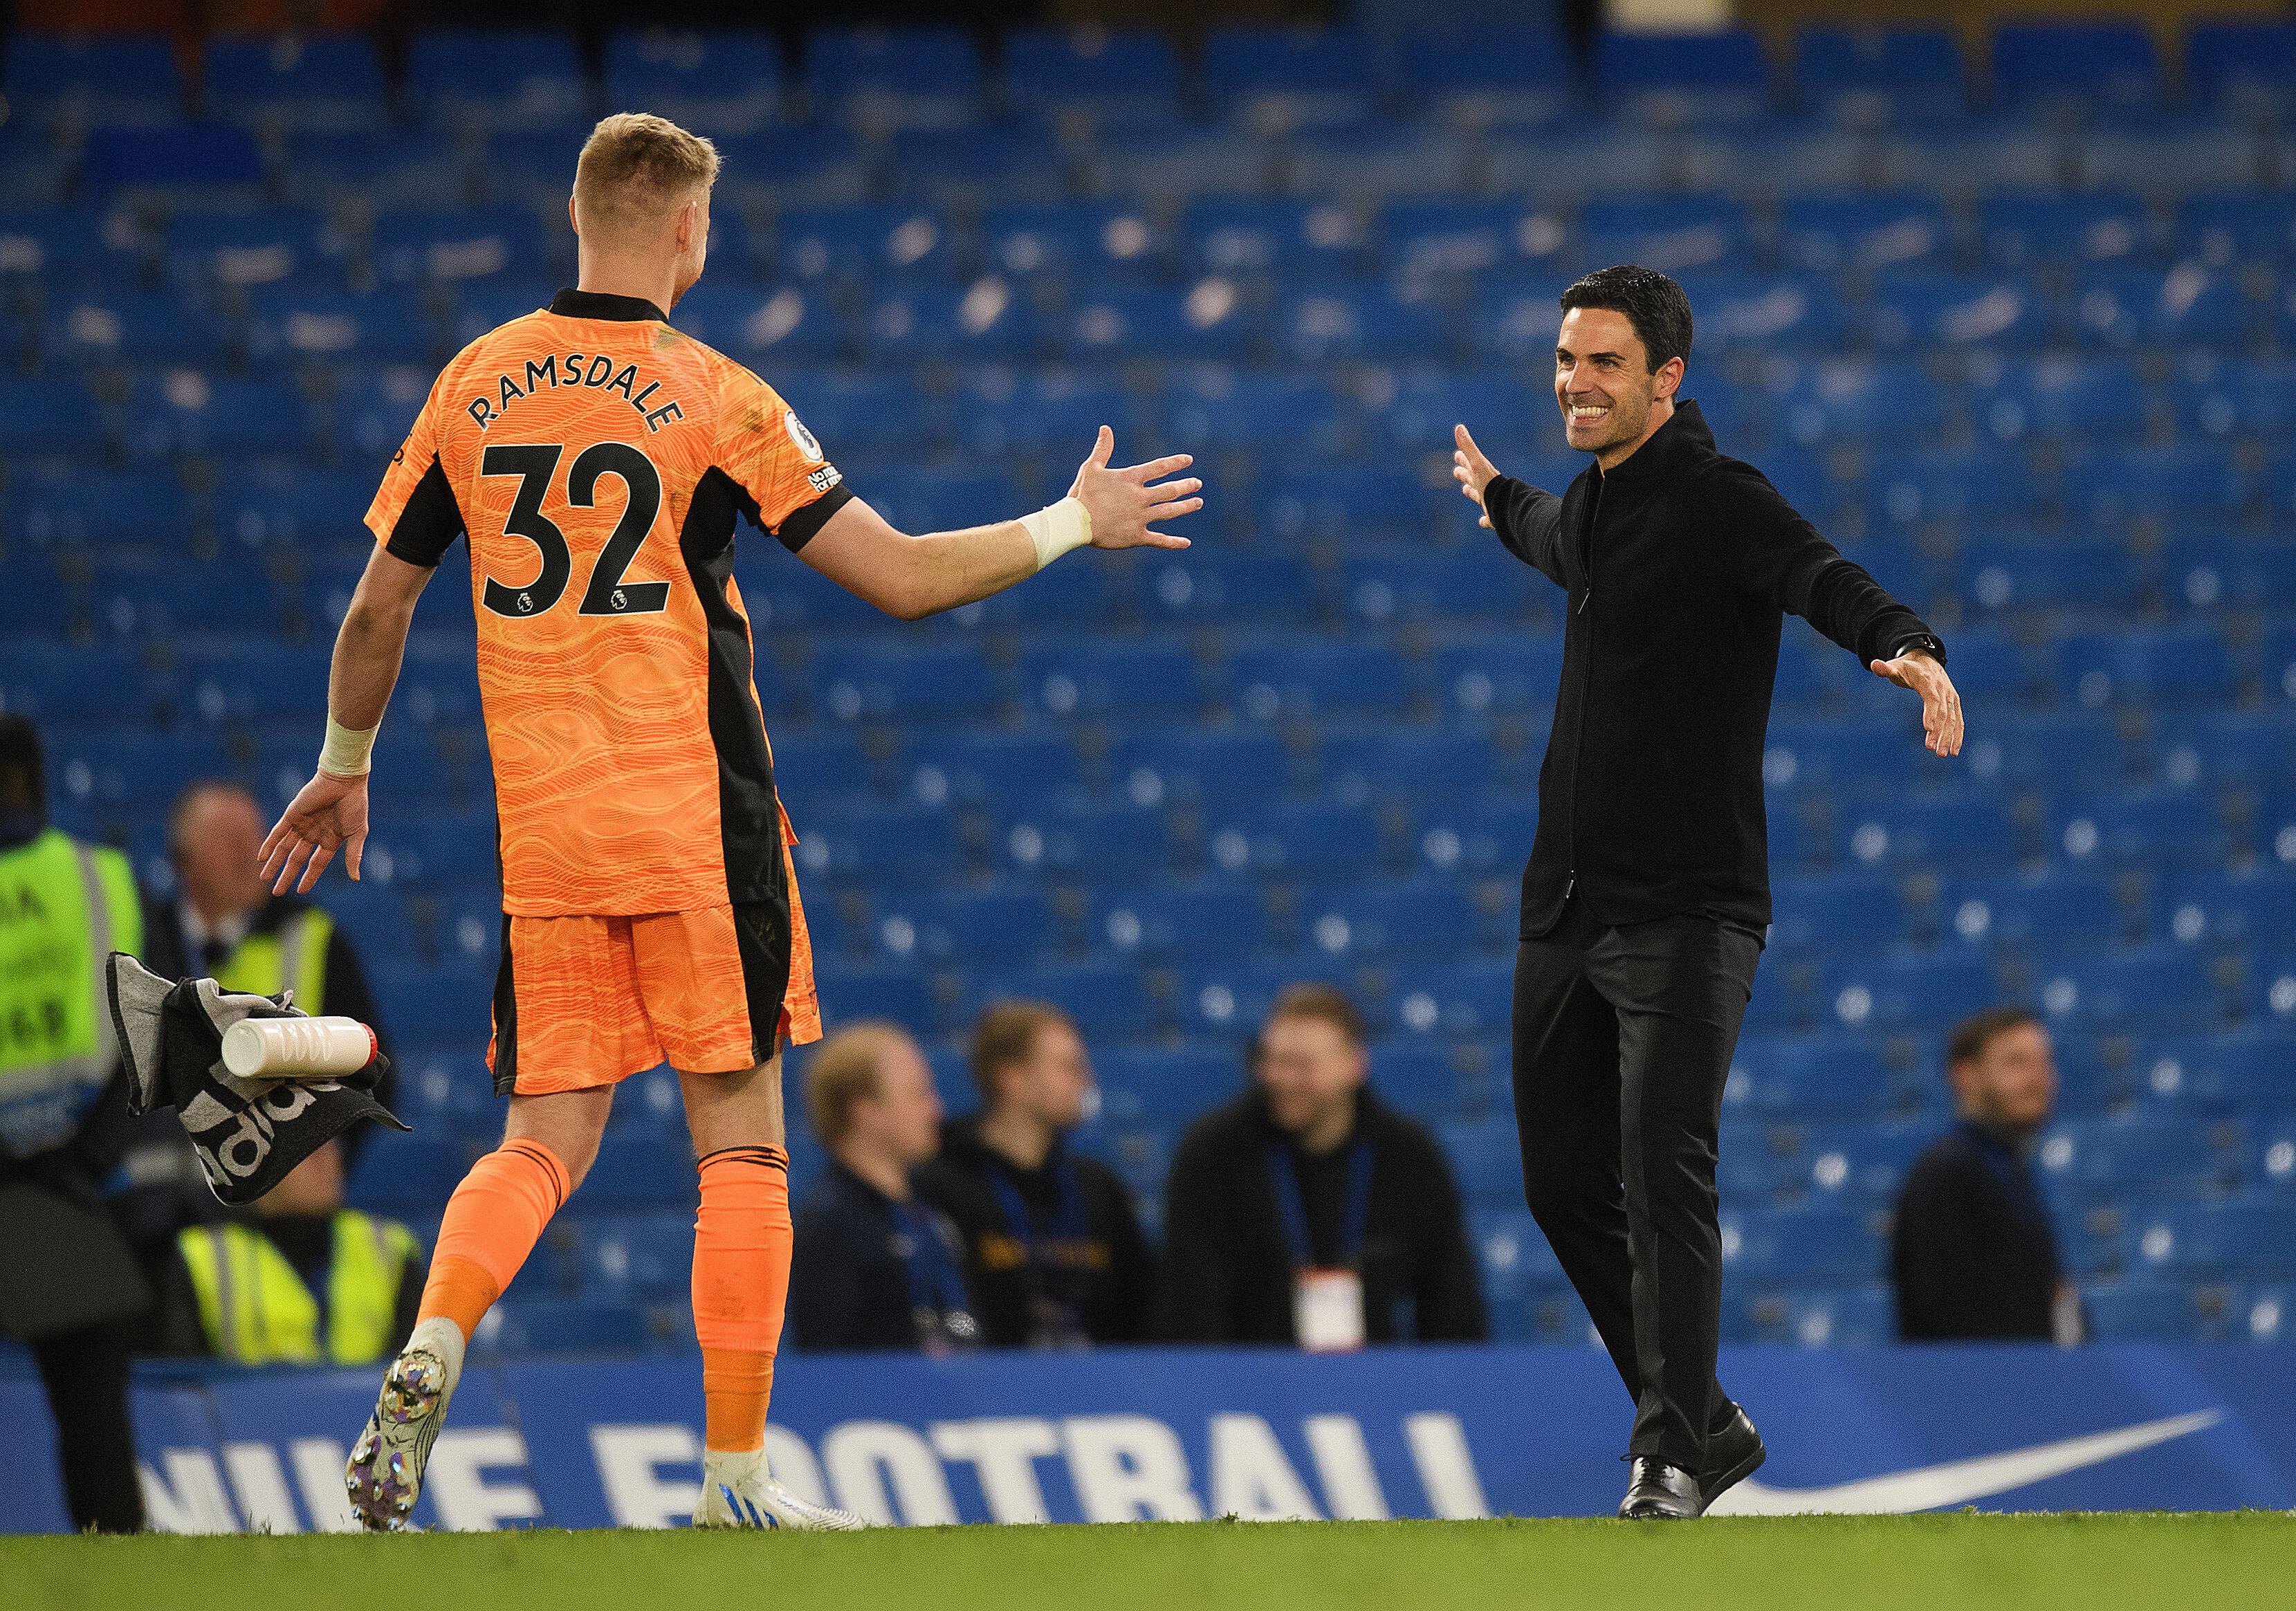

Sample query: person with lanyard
[1161,984,1487,1350]
[0,713,150,1532]
[1893,1008,2082,1345]
[917,1001,1157,1349]
[151,1137,428,1365]
[790,1023,979,1354]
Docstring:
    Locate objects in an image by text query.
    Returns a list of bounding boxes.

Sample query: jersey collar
[549,287,669,324]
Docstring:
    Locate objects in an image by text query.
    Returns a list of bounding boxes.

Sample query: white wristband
[318,716,377,778]
[1019,496,1092,573]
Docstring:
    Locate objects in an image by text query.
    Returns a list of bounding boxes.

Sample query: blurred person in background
[1893,1008,2079,1344]
[0,714,149,1532]
[1161,984,1485,1350]
[114,779,393,1259]
[918,1001,1157,1348]
[791,1022,978,1354]
[151,1137,427,1365]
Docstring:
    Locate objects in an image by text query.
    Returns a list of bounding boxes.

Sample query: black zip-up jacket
[1483,399,1943,937]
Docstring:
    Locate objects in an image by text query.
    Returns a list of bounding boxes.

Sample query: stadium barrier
[3,1342,2290,1532]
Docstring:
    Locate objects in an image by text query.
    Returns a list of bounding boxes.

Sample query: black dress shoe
[1697,1406,1766,1507]
[1619,1458,1704,1520]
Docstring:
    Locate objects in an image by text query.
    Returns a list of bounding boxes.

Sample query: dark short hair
[1945,1007,2041,1069]
[0,713,42,815]
[1260,983,1368,1051]
[1559,264,1694,371]
[971,998,1075,1103]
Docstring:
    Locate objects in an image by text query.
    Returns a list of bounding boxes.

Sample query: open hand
[1070,426,1204,551]
[259,770,371,894]
[1453,423,1499,528]
[1870,650,1964,757]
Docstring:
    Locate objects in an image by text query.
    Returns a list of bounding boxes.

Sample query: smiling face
[1554,305,1683,464]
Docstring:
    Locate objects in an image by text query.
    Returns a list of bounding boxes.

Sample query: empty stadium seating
[3,17,2292,1353]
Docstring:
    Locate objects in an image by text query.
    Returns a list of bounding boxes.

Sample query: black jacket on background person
[791,1162,978,1354]
[916,1116,1158,1347]
[1892,1119,2065,1341]
[1482,399,1945,937]
[1160,1088,1487,1346]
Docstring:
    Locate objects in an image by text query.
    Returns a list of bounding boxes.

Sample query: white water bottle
[220,1016,379,1080]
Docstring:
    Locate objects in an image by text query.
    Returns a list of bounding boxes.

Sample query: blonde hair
[804,1022,912,1148]
[573,113,720,237]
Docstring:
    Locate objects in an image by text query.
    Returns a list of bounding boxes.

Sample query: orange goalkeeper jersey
[365,287,854,917]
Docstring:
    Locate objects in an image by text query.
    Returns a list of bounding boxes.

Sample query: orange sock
[693,1145,791,1453]
[416,1139,571,1342]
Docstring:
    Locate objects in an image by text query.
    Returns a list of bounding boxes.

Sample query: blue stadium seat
[375,208,553,285]
[1089,881,1271,964]
[1937,871,2129,954]
[2186,21,2296,110]
[812,964,939,1035]
[1180,957,1360,1040]
[1727,1034,1904,1119]
[1417,798,1536,877]
[1020,638,1211,721]
[566,1212,695,1301]
[1771,358,1947,443]
[2082,1280,2211,1342]
[1792,28,1966,116]
[900,730,1084,810]
[1599,28,1772,118]
[863,281,1043,363]
[883,127,1069,208]
[2037,946,2221,1033]
[1180,199,1367,282]
[1431,636,1563,718]
[278,131,473,210]
[1229,641,1414,722]
[1772,192,1956,274]
[1067,283,1259,364]
[1439,1116,1525,1208]
[347,1129,478,1216]
[771,203,955,285]
[1003,28,1182,116]
[1869,271,2052,349]
[2156,869,2296,951]
[948,369,1130,459]
[789,804,964,885]
[206,34,388,131]
[966,964,1158,1043]
[481,1296,658,1356]
[1578,194,1754,274]
[1380,199,1569,286]
[2055,625,2240,708]
[1958,538,2142,613]
[1000,802,1177,880]
[1301,879,1489,961]
[805,26,984,129]
[603,30,784,134]
[2073,264,2253,351]
[2052,787,2232,872]
[0,206,145,284]
[1970,353,2149,441]
[2145,710,2296,791]
[810,643,1004,724]
[868,886,1062,966]
[1871,445,2037,530]
[1991,21,2160,109]
[1204,802,1383,878]
[679,289,863,371]
[1276,283,1447,364]
[1140,551,1317,629]
[2133,1197,2296,1276]
[1767,874,1909,955]
[1390,961,1514,1041]
[2137,1030,2296,1116]
[2170,356,2296,440]
[1321,728,1509,809]
[1673,272,1851,353]
[246,286,439,367]
[1095,1047,1243,1123]
[1723,1206,1883,1282]
[1108,727,1296,807]
[1203,26,1377,122]
[2176,192,2296,268]
[5,34,183,125]
[1979,190,2150,267]
[1154,369,1349,454]
[40,289,232,367]
[405,30,589,129]
[1262,463,1444,544]
[1341,546,1541,629]
[1818,951,1996,1032]
[982,203,1163,286]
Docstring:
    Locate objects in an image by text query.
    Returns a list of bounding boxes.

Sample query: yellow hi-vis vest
[178,1212,419,1365]
[212,907,333,1014]
[0,828,143,1157]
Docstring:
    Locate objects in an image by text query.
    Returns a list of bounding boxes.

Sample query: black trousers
[31,1318,145,1533]
[1510,896,1763,1471]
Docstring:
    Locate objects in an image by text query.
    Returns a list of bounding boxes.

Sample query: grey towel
[104,952,408,1207]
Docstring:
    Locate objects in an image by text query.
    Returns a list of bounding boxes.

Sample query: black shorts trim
[490,912,519,1098]
[728,899,794,1066]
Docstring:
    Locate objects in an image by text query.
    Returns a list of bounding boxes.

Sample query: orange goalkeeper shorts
[486,878,821,1097]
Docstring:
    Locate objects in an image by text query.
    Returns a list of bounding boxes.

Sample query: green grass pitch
[8,1513,2295,1611]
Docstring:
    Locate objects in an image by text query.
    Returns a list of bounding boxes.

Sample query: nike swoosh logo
[1705,1408,2223,1516]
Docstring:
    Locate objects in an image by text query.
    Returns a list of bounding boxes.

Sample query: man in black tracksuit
[1452,266,1964,1519]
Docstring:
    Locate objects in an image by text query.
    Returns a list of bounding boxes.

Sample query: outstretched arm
[800,427,1204,621]
[1453,423,1565,586]
[259,549,430,893]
